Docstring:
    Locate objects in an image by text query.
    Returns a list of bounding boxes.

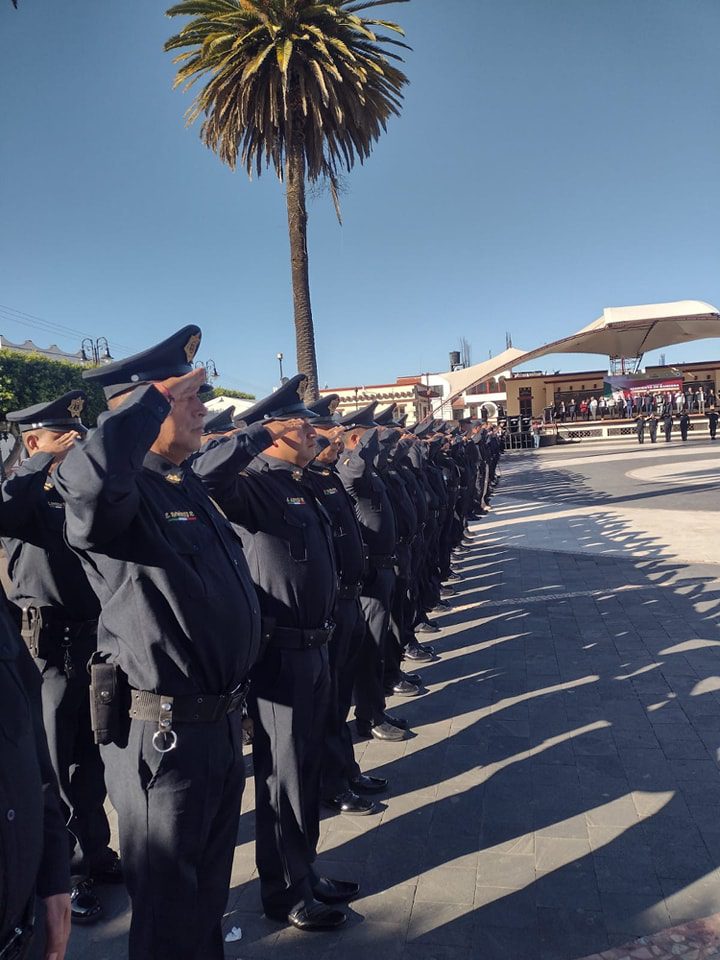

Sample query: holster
[19,607,49,660]
[89,657,129,746]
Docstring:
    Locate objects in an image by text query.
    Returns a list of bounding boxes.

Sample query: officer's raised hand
[31,430,80,461]
[151,365,208,404]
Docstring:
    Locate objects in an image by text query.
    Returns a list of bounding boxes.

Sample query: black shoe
[440,586,455,597]
[71,879,102,925]
[267,900,347,930]
[400,671,422,685]
[380,713,410,732]
[322,790,375,815]
[405,644,434,662]
[415,620,440,634]
[445,573,462,583]
[433,600,451,611]
[313,877,360,904]
[385,679,420,697]
[356,719,406,741]
[89,851,122,885]
[350,773,389,794]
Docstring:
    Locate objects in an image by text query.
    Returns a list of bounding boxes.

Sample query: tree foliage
[0,352,106,427]
[211,385,256,400]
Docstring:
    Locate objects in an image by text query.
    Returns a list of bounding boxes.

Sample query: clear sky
[2,0,719,398]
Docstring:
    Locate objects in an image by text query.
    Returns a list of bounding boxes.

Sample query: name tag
[165,511,197,523]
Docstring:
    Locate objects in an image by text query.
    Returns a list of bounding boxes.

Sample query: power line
[0,303,137,355]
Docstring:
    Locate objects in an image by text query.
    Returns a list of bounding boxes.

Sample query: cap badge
[68,397,85,417]
[184,333,201,363]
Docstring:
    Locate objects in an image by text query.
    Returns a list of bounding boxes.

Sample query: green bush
[211,386,256,401]
[0,350,106,427]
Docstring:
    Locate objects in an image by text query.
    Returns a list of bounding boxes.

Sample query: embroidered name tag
[165,511,197,523]
[286,497,306,506]
[322,488,338,495]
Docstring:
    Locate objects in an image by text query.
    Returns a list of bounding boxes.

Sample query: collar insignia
[291,468,303,482]
[165,472,182,484]
[184,333,201,363]
[68,397,85,417]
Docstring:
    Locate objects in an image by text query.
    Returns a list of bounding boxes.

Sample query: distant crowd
[551,385,715,423]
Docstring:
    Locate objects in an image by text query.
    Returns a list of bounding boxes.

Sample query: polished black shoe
[445,572,462,582]
[89,851,123,885]
[440,586,456,597]
[356,719,406,741]
[313,877,360,904]
[383,712,409,730]
[322,789,375,815]
[433,600,451,611]
[351,773,389,792]
[386,679,420,697]
[405,644,434,662]
[400,670,422,685]
[71,879,102,925]
[415,620,440,634]
[268,900,347,930]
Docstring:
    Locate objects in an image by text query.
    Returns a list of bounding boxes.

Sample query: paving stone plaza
[65,438,720,960]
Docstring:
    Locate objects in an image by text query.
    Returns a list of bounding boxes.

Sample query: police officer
[336,405,406,742]
[648,413,659,443]
[708,406,719,440]
[2,391,119,925]
[0,582,70,960]
[201,404,236,443]
[663,411,674,442]
[635,414,646,444]
[680,410,690,441]
[194,375,357,931]
[305,395,389,814]
[55,327,270,960]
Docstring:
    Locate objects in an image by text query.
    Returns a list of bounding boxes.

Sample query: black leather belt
[369,554,397,569]
[128,680,250,724]
[266,622,335,650]
[336,582,362,600]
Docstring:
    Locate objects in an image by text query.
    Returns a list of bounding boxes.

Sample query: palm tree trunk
[285,142,319,401]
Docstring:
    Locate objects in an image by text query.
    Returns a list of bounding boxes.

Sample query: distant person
[708,407,719,440]
[679,411,690,441]
[579,399,588,420]
[589,397,598,420]
[698,387,706,414]
[648,413,659,443]
[675,391,684,413]
[532,420,542,449]
[635,415,646,444]
[663,412,673,442]
[568,398,576,422]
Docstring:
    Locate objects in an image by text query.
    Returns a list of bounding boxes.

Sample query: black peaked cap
[375,404,402,427]
[240,374,318,426]
[7,389,88,433]
[82,325,210,401]
[307,393,340,425]
[203,405,236,435]
[411,420,434,438]
[338,401,378,428]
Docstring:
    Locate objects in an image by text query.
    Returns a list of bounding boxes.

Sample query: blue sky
[1,0,719,398]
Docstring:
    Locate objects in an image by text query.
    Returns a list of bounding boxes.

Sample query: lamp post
[194,359,220,380]
[276,352,284,384]
[80,337,113,366]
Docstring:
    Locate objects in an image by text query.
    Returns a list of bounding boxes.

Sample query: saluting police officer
[336,405,407,742]
[55,327,272,960]
[304,395,389,815]
[2,391,119,926]
[193,375,359,932]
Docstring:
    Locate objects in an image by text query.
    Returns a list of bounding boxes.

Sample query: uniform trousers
[250,644,330,915]
[355,567,395,726]
[37,635,111,877]
[321,599,365,798]
[102,712,245,960]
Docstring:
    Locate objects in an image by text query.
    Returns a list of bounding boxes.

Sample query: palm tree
[165,0,410,400]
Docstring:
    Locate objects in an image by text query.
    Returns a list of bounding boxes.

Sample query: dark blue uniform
[55,385,267,960]
[1,451,111,883]
[193,440,337,917]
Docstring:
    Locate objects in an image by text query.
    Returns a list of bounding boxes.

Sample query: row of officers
[0,325,503,960]
[634,408,720,443]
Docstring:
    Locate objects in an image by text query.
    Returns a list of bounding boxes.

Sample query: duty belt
[336,582,362,600]
[129,680,249,727]
[368,554,397,569]
[264,621,335,650]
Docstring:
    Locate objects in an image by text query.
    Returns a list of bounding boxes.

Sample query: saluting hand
[34,431,80,460]
[152,366,208,403]
[263,418,306,443]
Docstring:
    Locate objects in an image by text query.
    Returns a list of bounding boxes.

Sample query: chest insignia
[48,501,64,510]
[165,510,197,523]
[286,497,306,506]
[165,472,183,485]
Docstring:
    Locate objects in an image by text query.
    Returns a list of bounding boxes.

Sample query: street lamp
[80,336,113,366]
[276,352,284,383]
[194,359,220,380]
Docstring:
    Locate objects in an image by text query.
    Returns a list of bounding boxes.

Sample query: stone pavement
[62,441,720,960]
